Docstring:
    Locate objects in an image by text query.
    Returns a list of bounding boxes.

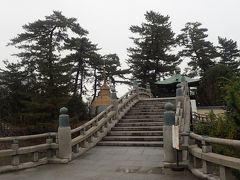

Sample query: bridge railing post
[163,102,176,165]
[11,139,20,166]
[201,139,214,174]
[133,80,139,99]
[57,107,72,160]
[146,82,151,98]
[113,99,119,121]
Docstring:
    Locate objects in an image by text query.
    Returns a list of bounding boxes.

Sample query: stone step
[103,136,163,141]
[126,112,164,115]
[116,122,163,127]
[119,118,163,123]
[108,130,163,136]
[134,105,165,108]
[136,102,167,104]
[97,141,163,147]
[111,126,163,131]
[123,115,164,119]
[136,102,175,106]
[129,108,165,112]
[137,102,174,104]
[128,109,165,114]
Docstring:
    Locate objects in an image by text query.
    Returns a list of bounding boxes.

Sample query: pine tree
[127,11,180,94]
[8,11,86,97]
[102,54,129,86]
[63,37,99,98]
[7,11,88,125]
[217,37,240,72]
[0,61,28,123]
[177,22,217,77]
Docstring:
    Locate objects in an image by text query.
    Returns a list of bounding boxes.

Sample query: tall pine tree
[217,37,240,73]
[177,22,217,77]
[7,11,88,125]
[127,11,180,95]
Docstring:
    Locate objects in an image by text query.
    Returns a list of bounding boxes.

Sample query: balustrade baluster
[32,152,39,162]
[73,144,79,153]
[11,139,19,166]
[219,166,234,180]
[46,135,53,158]
[201,139,214,174]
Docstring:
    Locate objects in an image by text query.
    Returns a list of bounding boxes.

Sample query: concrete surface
[0,146,199,180]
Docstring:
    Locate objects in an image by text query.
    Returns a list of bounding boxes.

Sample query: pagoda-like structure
[90,65,117,116]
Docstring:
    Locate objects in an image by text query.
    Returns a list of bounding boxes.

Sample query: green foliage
[217,37,240,73]
[63,37,99,98]
[224,78,240,131]
[194,112,238,139]
[67,95,88,123]
[102,54,129,86]
[178,22,217,77]
[0,11,130,134]
[127,11,181,95]
[197,64,234,106]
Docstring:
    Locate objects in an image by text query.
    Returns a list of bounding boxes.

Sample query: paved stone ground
[0,146,199,180]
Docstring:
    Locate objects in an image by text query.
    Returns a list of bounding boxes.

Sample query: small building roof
[155,68,200,86]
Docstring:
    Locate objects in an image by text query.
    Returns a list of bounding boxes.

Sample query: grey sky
[1,0,240,95]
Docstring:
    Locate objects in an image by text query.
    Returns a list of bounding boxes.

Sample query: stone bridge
[0,83,239,180]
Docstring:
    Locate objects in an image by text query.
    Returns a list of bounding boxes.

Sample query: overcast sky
[1,0,240,96]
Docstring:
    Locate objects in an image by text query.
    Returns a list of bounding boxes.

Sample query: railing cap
[60,107,68,114]
[164,102,174,111]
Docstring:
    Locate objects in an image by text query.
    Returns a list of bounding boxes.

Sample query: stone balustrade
[0,132,57,173]
[0,84,152,173]
[187,132,239,180]
[173,80,239,180]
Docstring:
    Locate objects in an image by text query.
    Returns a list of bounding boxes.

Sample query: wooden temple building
[155,67,200,97]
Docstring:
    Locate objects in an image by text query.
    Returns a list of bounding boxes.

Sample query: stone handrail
[0,132,58,173]
[187,132,240,180]
[0,84,152,174]
[190,132,240,148]
[174,82,238,179]
[175,81,191,155]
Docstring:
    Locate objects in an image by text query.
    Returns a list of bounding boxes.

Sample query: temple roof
[155,68,200,86]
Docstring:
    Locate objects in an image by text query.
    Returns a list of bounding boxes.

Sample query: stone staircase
[98,98,175,147]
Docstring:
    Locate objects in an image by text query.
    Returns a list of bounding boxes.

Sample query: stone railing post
[113,99,119,121]
[163,102,176,164]
[11,139,20,166]
[146,82,151,98]
[201,139,214,174]
[133,80,139,99]
[58,107,72,160]
[176,83,184,131]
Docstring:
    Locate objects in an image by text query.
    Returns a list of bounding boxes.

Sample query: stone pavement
[0,146,199,180]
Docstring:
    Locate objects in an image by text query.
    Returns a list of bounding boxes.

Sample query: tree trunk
[92,68,98,104]
[73,61,81,96]
[47,26,57,96]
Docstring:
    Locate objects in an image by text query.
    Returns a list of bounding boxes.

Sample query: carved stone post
[220,166,234,180]
[201,139,214,174]
[163,102,176,164]
[146,82,151,98]
[11,139,19,166]
[133,80,139,99]
[113,99,119,121]
[58,107,72,160]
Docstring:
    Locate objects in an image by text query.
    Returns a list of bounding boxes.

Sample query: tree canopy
[0,11,128,134]
[177,22,217,77]
[217,37,240,73]
[127,11,181,95]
